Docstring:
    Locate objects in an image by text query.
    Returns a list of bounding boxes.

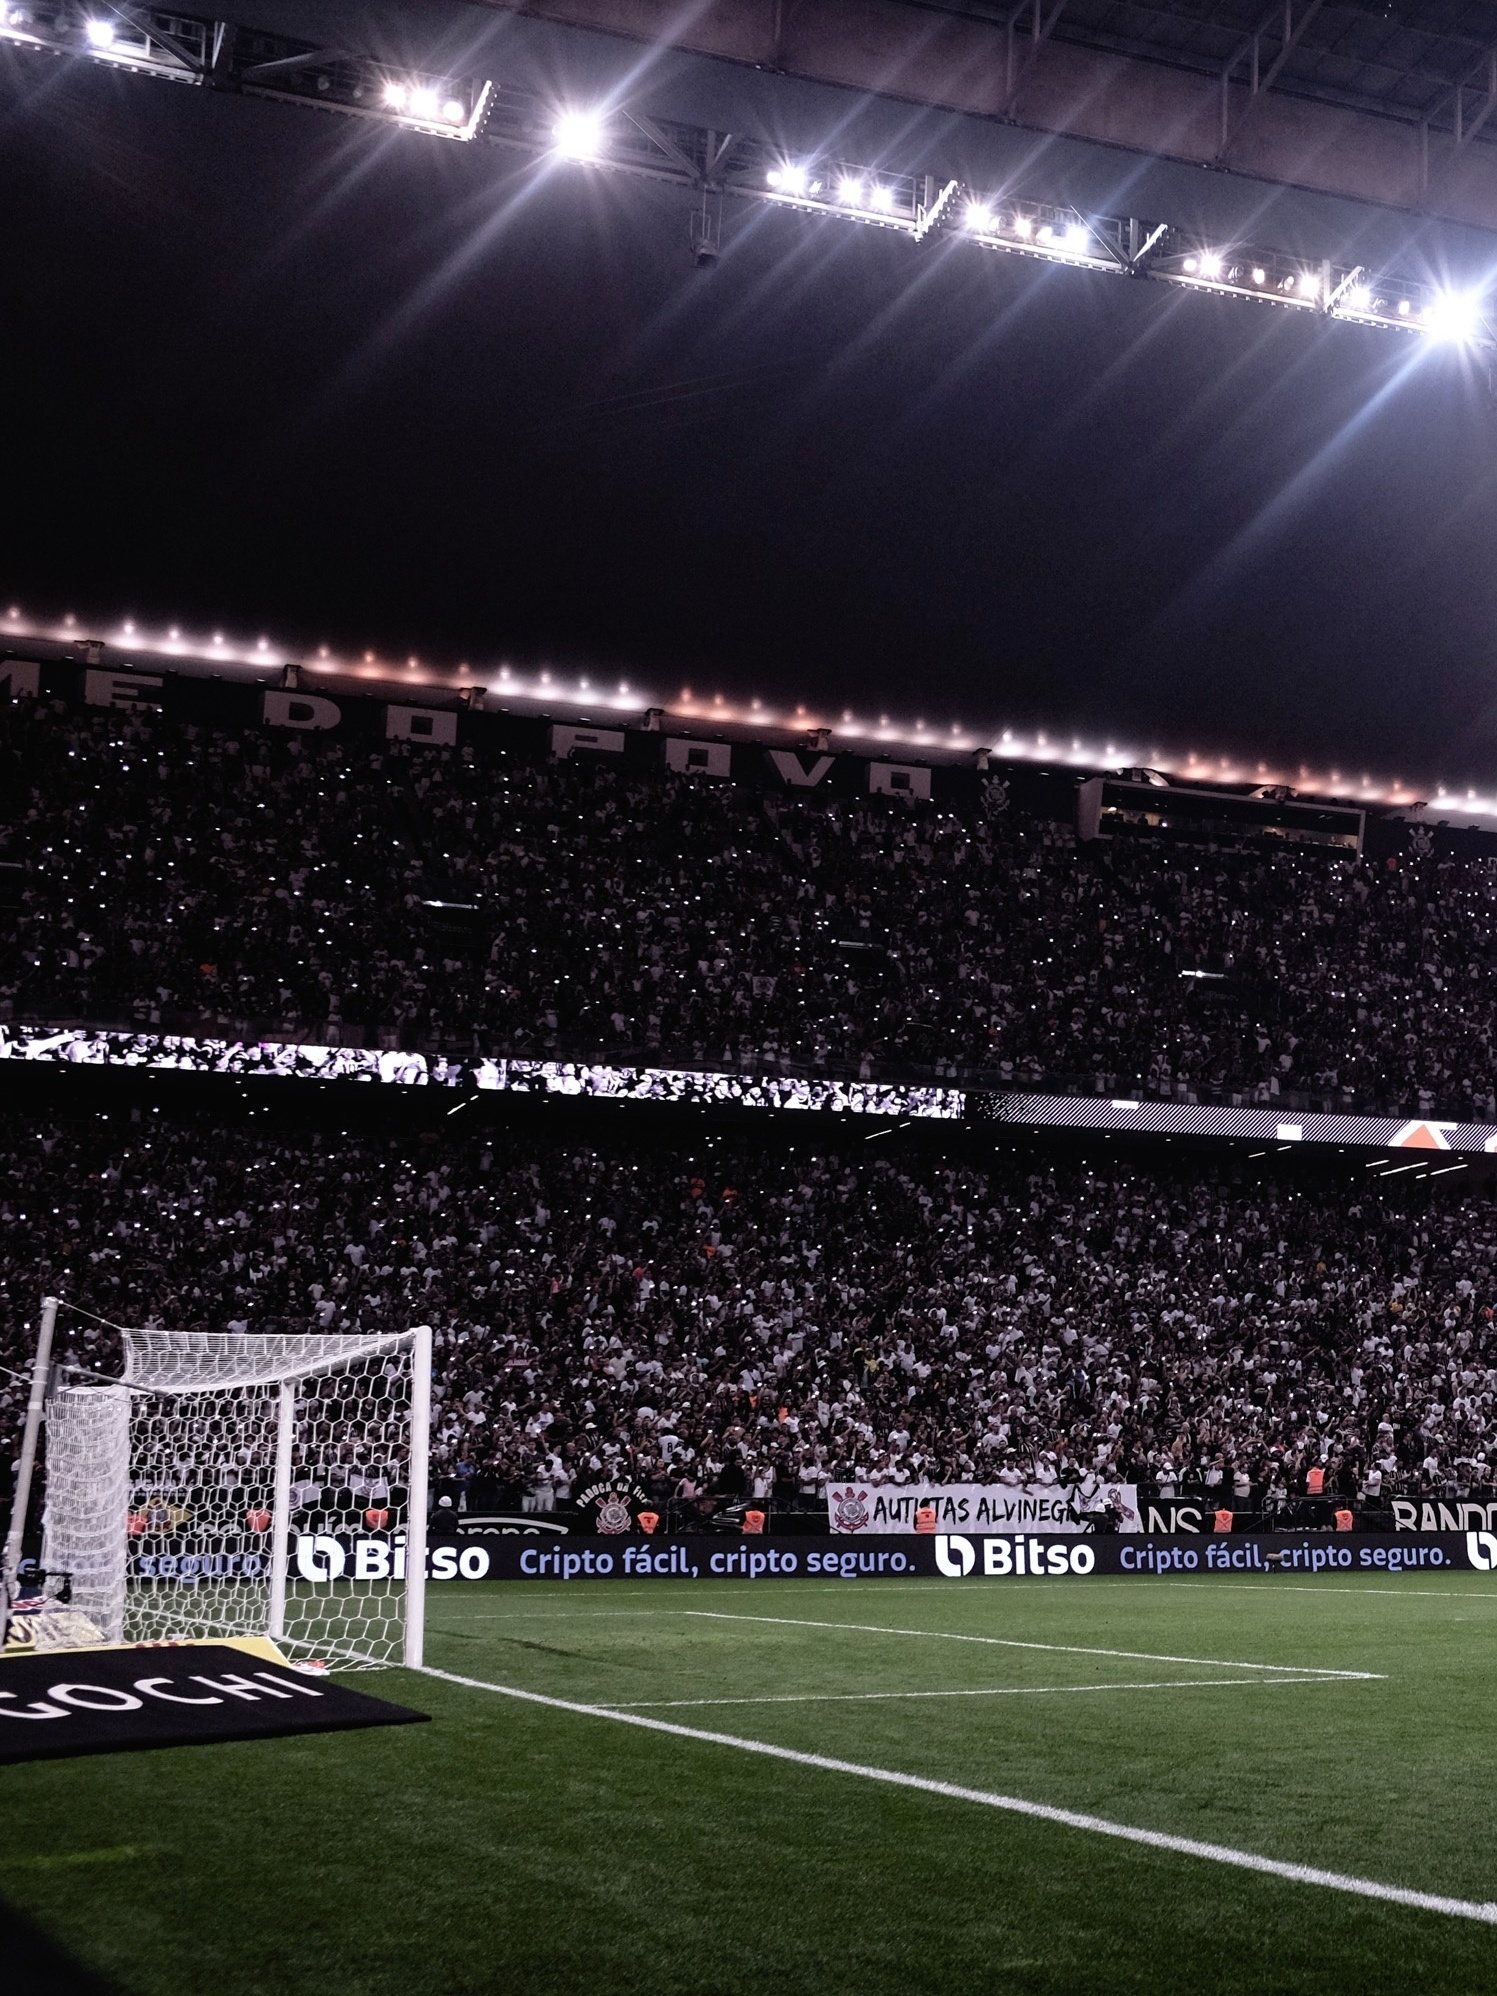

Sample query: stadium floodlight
[837,175,863,204]
[767,163,811,195]
[84,18,115,46]
[868,182,894,211]
[1298,271,1321,299]
[553,108,606,161]
[966,201,994,232]
[376,73,487,138]
[1421,291,1481,342]
[1064,221,1089,252]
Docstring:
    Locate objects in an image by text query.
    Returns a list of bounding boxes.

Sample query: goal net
[37,1326,431,1670]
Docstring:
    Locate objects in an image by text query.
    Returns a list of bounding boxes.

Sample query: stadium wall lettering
[117,1531,1497,1585]
[7,647,1492,867]
[0,654,986,804]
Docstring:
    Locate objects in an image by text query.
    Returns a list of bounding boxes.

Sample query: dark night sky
[6,1,1497,789]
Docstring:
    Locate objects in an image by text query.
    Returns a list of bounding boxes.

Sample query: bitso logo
[1467,1530,1497,1571]
[935,1534,1099,1579]
[831,1488,871,1533]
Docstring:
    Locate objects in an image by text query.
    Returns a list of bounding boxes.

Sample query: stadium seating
[2,1112,1492,1514]
[5,700,1497,1120]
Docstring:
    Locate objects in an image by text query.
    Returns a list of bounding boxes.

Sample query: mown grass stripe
[421,1664,1495,1926]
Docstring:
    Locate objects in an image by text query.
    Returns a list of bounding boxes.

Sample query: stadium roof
[9,2,1497,795]
[998,1,1497,127]
[501,0,1497,227]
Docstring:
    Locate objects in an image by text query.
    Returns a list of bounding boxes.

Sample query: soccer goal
[4,1306,431,1671]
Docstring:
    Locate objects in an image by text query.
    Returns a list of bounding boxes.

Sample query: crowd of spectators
[3,1109,1496,1515]
[6,698,1497,1120]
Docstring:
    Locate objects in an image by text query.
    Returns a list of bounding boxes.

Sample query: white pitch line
[596,1675,1334,1708]
[1163,1581,1497,1602]
[682,1611,1384,1679]
[418,1664,1493,1926]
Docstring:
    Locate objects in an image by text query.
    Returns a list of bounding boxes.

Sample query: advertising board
[115,1529,1497,1588]
[116,1529,1497,1596]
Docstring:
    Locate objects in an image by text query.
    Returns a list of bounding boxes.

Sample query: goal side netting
[38,1326,431,1670]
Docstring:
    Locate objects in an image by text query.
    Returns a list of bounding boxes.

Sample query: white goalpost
[4,1306,431,1671]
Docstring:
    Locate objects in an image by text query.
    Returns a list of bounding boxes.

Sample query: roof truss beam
[1219,0,1325,159]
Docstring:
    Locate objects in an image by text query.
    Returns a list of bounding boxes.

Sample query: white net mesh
[41,1384,131,1644]
[41,1329,427,1669]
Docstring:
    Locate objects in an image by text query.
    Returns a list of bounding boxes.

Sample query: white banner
[826,1481,1141,1534]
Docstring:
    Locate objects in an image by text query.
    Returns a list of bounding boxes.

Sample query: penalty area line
[600,1675,1335,1708]
[682,1611,1384,1680]
[418,1663,1494,1926]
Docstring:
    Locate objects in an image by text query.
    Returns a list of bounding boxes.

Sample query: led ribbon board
[5,1022,1497,1156]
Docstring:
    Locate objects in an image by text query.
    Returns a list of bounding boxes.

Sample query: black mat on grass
[0,1645,429,1764]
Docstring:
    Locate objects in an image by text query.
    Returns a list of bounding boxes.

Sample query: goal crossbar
[123,1327,420,1393]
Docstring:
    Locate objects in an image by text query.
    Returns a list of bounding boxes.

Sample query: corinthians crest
[830,1487,871,1533]
[578,1477,645,1534]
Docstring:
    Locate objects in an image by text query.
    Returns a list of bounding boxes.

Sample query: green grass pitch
[5,1570,1497,1994]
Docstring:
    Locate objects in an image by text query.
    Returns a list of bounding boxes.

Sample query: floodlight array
[0,5,491,138]
[1146,237,1476,339]
[959,197,1129,272]
[537,110,1487,346]
[0,5,1488,347]
[762,158,922,227]
[1,2,207,83]
[225,24,492,141]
